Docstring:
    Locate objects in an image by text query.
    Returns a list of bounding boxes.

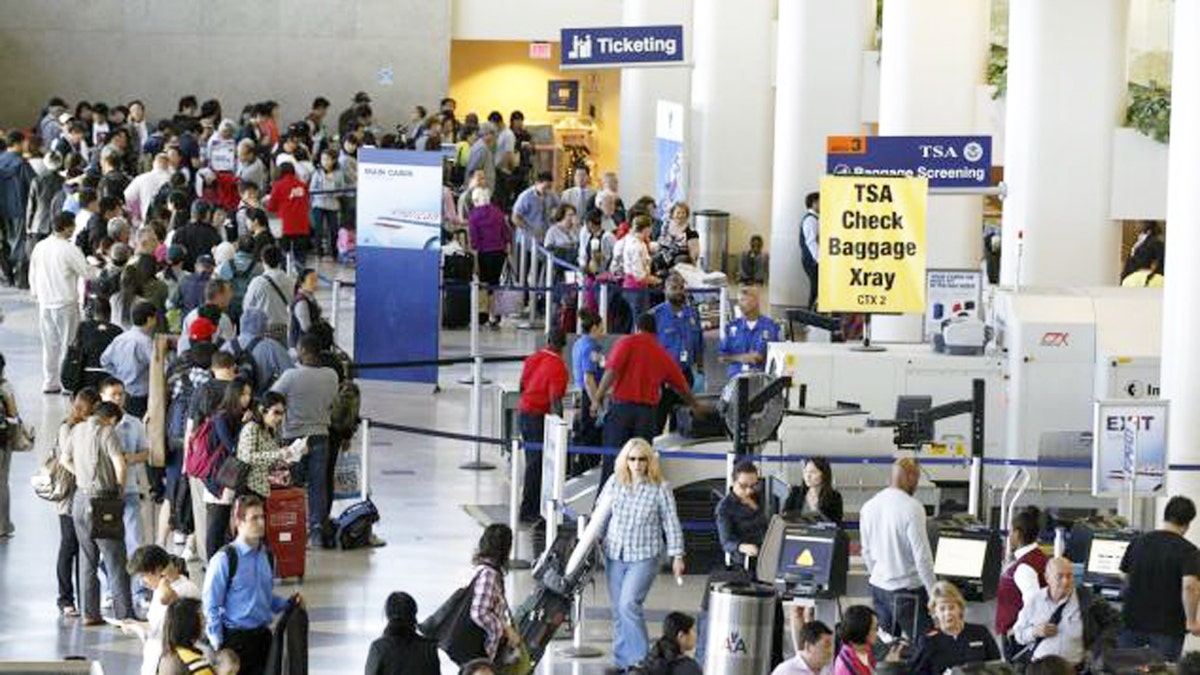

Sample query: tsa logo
[963,141,984,163]
[568,34,593,60]
[723,631,748,654]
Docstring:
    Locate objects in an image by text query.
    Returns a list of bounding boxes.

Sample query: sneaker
[60,606,80,618]
[101,596,113,610]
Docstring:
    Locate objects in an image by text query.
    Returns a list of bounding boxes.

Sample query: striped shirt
[598,478,685,562]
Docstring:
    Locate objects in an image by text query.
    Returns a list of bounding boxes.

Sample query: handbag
[489,263,524,318]
[6,419,34,452]
[89,427,125,541]
[215,455,251,491]
[268,461,293,489]
[420,568,490,665]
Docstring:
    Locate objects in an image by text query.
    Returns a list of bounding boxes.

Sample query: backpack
[332,499,379,550]
[60,341,86,395]
[220,542,275,580]
[329,380,360,436]
[231,337,264,393]
[182,418,224,482]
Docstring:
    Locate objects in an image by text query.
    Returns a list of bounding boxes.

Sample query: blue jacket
[652,301,704,373]
[0,151,35,220]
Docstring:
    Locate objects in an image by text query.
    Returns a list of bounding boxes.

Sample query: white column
[618,0,693,203]
[768,0,874,310]
[1160,0,1200,546]
[873,0,989,342]
[689,0,774,261]
[1000,0,1128,288]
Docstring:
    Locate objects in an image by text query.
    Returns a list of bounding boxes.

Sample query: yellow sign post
[817,176,928,314]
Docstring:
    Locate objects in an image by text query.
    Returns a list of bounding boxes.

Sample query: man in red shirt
[518,329,569,523]
[265,161,310,269]
[591,312,703,488]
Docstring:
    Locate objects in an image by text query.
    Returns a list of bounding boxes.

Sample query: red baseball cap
[188,317,218,342]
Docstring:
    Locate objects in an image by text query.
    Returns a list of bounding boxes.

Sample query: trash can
[703,581,777,675]
[693,209,730,273]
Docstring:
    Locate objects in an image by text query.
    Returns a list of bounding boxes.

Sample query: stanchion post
[332,280,341,336]
[459,353,496,471]
[544,249,554,337]
[518,232,530,312]
[599,283,609,334]
[360,418,370,499]
[719,286,730,339]
[575,274,584,334]
[509,439,532,569]
[557,513,603,658]
[457,280,491,386]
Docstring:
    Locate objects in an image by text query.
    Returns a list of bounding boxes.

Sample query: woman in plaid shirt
[468,524,519,663]
[596,438,687,668]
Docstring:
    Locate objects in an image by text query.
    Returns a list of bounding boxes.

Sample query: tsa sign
[561,25,685,69]
[1092,401,1168,497]
[827,136,992,189]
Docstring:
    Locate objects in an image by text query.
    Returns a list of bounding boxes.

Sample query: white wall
[0,0,450,129]
[452,0,621,41]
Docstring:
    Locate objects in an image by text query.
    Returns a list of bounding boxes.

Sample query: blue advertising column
[655,100,687,211]
[354,148,442,384]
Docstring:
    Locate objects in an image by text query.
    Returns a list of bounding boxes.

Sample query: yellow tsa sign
[817,176,928,313]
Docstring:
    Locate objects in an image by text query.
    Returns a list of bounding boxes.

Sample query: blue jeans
[870,584,931,640]
[606,556,659,667]
[122,493,144,556]
[1118,628,1185,662]
[298,435,331,535]
[311,208,339,257]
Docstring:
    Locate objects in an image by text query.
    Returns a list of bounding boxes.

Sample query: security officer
[718,286,781,379]
[651,271,704,430]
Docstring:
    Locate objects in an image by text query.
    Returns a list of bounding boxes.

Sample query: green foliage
[1126,81,1172,144]
[987,44,1008,100]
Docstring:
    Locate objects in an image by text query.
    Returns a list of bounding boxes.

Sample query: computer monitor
[1085,537,1130,581]
[775,531,835,588]
[934,535,990,579]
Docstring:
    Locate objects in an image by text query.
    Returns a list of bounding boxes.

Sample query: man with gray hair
[107,216,131,246]
[1011,557,1108,667]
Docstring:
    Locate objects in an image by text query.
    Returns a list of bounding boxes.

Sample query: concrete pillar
[1160,0,1200,546]
[768,0,874,310]
[689,0,774,261]
[873,0,989,342]
[618,0,693,203]
[1000,0,1129,288]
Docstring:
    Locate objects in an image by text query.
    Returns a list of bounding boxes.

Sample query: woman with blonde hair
[907,581,999,675]
[593,438,686,669]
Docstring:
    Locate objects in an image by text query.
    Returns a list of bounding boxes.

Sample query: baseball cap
[195,254,215,270]
[353,91,372,104]
[167,245,186,263]
[187,317,218,342]
[58,112,73,125]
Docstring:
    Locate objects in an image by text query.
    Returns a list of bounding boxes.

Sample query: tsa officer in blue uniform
[718,286,781,379]
[652,271,704,430]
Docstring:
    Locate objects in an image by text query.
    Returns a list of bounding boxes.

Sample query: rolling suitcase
[442,252,473,328]
[266,487,307,581]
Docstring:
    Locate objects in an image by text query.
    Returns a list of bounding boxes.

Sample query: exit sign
[530,42,552,59]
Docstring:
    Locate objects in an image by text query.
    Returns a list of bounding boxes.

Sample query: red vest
[995,546,1048,634]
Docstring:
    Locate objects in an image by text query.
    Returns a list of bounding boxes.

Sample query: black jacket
[25,170,64,237]
[266,600,308,675]
[782,486,844,525]
[364,624,441,675]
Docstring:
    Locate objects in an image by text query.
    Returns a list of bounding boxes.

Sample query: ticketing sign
[560,25,685,69]
[817,176,928,314]
[827,136,992,188]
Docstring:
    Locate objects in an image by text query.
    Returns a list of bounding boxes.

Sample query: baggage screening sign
[827,136,992,189]
[561,25,685,69]
[817,176,927,313]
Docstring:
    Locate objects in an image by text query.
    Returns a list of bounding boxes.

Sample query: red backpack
[182,418,224,481]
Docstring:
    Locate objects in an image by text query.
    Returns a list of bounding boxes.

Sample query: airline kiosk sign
[827,136,992,189]
[817,176,928,314]
[561,25,685,69]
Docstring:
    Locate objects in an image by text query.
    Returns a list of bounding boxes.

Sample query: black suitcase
[513,586,573,665]
[442,253,473,329]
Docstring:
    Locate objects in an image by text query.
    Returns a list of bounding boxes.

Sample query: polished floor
[6,269,1190,673]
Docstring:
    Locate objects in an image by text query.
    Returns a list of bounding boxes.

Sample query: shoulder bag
[89,429,125,541]
[420,567,491,665]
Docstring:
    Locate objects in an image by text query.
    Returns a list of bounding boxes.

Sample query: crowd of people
[0,86,1196,675]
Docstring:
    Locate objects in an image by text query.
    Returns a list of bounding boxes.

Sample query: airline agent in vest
[996,506,1048,657]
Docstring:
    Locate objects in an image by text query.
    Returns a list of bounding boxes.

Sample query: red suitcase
[266,488,307,581]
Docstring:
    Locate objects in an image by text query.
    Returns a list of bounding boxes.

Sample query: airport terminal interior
[2,0,1200,674]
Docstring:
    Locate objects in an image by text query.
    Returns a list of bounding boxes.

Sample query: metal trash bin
[694,209,730,273]
[703,581,777,675]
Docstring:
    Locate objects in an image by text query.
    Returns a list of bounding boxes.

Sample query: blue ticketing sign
[561,25,685,69]
[826,136,993,188]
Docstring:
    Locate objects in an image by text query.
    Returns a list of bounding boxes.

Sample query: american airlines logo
[1040,332,1070,347]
